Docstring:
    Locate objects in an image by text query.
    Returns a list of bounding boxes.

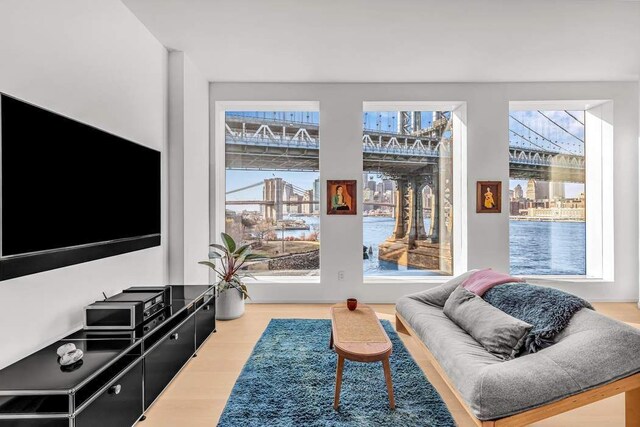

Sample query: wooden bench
[330,303,395,410]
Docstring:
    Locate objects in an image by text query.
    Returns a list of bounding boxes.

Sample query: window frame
[508,100,614,281]
[361,101,468,282]
[213,101,322,283]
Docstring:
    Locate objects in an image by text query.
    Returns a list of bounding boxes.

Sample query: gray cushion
[406,270,478,307]
[396,296,640,420]
[443,287,532,360]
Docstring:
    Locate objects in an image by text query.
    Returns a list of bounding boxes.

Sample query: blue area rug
[218,319,454,426]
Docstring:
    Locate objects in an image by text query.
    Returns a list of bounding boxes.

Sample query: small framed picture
[327,180,357,215]
[476,181,502,213]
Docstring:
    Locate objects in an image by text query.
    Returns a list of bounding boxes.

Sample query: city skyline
[509,179,584,199]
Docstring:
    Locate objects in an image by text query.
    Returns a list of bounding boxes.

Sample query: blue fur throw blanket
[483,283,593,353]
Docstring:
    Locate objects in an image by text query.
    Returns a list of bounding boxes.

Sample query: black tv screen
[0,94,160,279]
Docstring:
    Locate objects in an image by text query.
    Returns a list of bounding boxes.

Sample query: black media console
[0,285,215,426]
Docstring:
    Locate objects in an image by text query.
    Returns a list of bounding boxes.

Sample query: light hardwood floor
[141,302,640,427]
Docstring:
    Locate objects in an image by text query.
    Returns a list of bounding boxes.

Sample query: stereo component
[84,301,144,330]
[104,291,166,320]
[123,286,171,309]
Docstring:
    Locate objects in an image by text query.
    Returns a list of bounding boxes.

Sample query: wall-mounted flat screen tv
[0,94,161,280]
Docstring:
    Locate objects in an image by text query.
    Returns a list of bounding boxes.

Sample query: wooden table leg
[382,357,395,409]
[626,387,640,427]
[334,355,344,410]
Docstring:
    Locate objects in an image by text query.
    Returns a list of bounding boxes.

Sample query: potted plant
[199,232,265,320]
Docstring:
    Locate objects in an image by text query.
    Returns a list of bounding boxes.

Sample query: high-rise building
[525,180,536,200]
[549,181,565,200]
[383,179,395,193]
[526,179,550,200]
[514,184,523,200]
[536,181,550,200]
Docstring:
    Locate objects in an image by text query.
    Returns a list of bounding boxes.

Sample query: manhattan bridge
[224,110,585,272]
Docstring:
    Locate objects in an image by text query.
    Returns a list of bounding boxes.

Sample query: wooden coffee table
[329,303,395,410]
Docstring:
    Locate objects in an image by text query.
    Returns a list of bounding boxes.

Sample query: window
[224,111,320,277]
[362,110,455,277]
[508,110,586,275]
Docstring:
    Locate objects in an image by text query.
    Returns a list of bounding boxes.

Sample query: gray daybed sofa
[396,293,640,426]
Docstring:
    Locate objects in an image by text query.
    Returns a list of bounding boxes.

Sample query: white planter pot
[216,288,245,320]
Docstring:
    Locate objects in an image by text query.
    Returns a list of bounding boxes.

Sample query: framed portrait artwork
[327,180,357,215]
[476,181,502,213]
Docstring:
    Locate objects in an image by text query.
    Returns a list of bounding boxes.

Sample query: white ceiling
[122,0,640,83]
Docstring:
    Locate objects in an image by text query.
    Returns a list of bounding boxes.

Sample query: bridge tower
[398,111,422,135]
[391,176,430,244]
[378,161,453,274]
[262,178,284,222]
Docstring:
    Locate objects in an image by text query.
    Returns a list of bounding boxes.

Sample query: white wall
[0,0,168,368]
[210,82,639,304]
[168,51,210,285]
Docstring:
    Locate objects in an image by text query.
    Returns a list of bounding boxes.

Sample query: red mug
[347,298,358,311]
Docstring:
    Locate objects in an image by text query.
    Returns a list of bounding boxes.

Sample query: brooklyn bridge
[225,112,585,272]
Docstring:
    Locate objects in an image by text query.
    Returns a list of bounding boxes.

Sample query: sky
[509,110,584,155]
[226,110,586,211]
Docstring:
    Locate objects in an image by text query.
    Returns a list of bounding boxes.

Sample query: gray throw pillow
[443,286,533,360]
[407,270,478,307]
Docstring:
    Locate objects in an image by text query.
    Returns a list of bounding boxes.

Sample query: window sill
[243,276,454,286]
[364,276,453,285]
[243,276,321,285]
[519,275,612,285]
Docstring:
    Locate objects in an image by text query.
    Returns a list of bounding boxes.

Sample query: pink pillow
[461,269,523,296]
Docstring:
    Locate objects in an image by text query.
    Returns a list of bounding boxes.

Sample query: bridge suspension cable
[537,111,584,143]
[226,181,263,195]
[509,114,578,155]
[290,183,309,195]
[564,110,584,126]
[226,180,313,197]
[509,129,549,152]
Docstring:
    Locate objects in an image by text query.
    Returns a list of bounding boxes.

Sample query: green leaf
[225,280,241,291]
[198,261,217,269]
[244,253,268,261]
[237,252,248,264]
[209,243,227,253]
[220,232,236,253]
[222,278,250,300]
[234,244,251,257]
[208,251,223,259]
[198,261,223,277]
[239,283,251,300]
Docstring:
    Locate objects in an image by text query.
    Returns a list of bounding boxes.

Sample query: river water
[282,215,586,276]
